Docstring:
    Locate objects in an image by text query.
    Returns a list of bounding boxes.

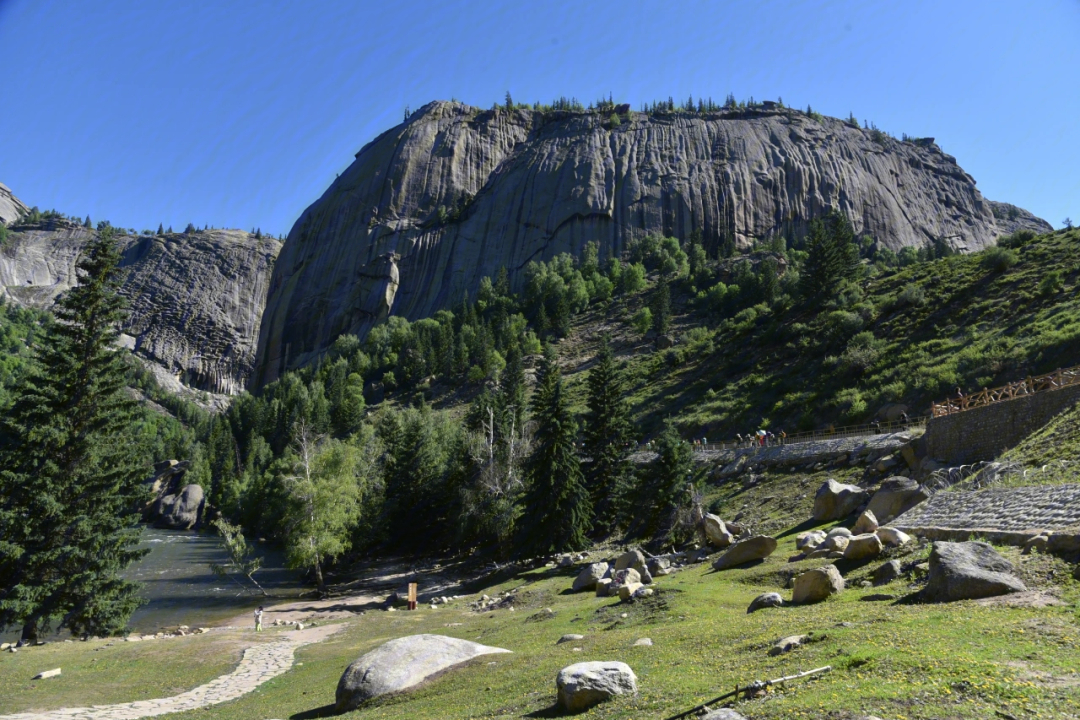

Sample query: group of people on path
[734,429,786,448]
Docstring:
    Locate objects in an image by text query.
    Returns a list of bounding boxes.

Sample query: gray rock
[335,634,511,710]
[872,560,901,586]
[618,582,644,601]
[867,476,929,524]
[826,526,853,538]
[595,578,613,597]
[768,634,807,656]
[572,562,609,592]
[32,668,61,680]
[611,567,641,590]
[702,710,748,720]
[703,514,733,547]
[875,526,912,547]
[821,534,850,553]
[155,484,204,530]
[1,223,280,397]
[792,564,845,604]
[747,592,784,614]
[251,101,1034,387]
[843,533,884,561]
[923,541,1027,602]
[556,661,638,712]
[646,557,670,576]
[1022,535,1049,555]
[796,530,827,550]
[614,549,646,573]
[0,182,29,226]
[712,535,777,570]
[813,479,870,521]
[557,634,584,644]
[633,637,653,646]
[853,509,879,535]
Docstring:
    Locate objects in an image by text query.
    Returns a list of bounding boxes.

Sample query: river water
[123,527,306,632]
[1,527,306,641]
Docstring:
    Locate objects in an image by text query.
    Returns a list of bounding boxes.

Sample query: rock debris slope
[1,211,281,395]
[254,100,1047,385]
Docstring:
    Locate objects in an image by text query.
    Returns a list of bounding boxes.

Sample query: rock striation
[0,182,29,225]
[0,215,281,395]
[253,101,1049,384]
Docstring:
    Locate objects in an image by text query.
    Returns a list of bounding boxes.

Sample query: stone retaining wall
[924,383,1080,463]
[893,483,1080,550]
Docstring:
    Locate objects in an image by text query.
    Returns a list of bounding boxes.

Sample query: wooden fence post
[408,582,417,611]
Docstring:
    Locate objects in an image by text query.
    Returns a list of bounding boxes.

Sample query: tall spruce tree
[0,227,150,643]
[582,337,634,533]
[650,276,672,335]
[516,347,590,556]
[638,420,694,539]
[800,209,859,305]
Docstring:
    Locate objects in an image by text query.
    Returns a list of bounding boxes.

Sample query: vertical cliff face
[0,182,29,225]
[1,215,281,395]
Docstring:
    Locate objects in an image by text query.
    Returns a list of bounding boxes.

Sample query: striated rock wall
[0,182,29,226]
[254,101,1050,386]
[1,219,281,394]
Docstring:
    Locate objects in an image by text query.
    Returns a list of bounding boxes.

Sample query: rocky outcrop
[1,217,280,395]
[253,101,1048,384]
[813,479,869,521]
[792,564,845,604]
[712,535,777,570]
[0,182,28,225]
[987,200,1053,236]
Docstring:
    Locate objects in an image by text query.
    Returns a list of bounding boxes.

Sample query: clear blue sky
[1,0,1076,237]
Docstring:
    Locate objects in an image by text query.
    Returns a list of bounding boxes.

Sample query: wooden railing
[930,365,1080,418]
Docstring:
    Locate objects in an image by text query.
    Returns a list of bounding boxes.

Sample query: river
[1,527,306,641]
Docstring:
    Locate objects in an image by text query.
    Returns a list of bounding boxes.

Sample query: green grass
[11,507,1079,720]
[0,629,256,714]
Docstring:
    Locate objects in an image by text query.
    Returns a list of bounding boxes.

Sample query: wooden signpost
[407,582,417,611]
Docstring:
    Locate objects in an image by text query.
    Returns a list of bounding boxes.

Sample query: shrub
[896,284,926,308]
[823,310,864,342]
[631,307,653,335]
[981,246,1018,272]
[1038,270,1063,296]
[997,229,1036,249]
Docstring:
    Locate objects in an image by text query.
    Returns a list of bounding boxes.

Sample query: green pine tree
[650,276,671,335]
[582,337,634,533]
[516,348,591,556]
[0,227,150,643]
[800,209,859,305]
[638,420,694,539]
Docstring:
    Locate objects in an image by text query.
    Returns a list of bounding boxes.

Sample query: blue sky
[1,0,1076,237]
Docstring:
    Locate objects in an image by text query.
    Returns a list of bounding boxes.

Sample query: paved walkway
[0,624,342,720]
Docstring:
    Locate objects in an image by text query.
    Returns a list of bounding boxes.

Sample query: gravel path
[0,624,342,720]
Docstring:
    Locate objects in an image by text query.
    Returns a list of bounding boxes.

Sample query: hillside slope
[254,100,1048,385]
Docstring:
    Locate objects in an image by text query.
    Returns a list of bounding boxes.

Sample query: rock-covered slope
[1,214,281,394]
[254,101,1049,386]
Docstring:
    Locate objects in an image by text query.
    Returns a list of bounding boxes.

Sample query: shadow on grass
[775,517,822,539]
[704,558,766,574]
[524,703,565,718]
[290,704,339,719]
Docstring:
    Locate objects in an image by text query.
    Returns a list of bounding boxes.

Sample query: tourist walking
[254,606,264,632]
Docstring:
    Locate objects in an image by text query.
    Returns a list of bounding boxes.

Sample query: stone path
[0,624,342,720]
[894,483,1080,534]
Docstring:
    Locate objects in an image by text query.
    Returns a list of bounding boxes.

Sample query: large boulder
[610,568,641,595]
[712,535,777,570]
[843,533,884,561]
[923,542,1027,602]
[646,557,671,577]
[614,549,646,573]
[853,509,879,535]
[702,710,748,720]
[792,564,845,604]
[872,559,902,586]
[875,526,912,547]
[866,477,929,524]
[336,634,511,710]
[556,661,638,712]
[703,514,734,548]
[796,530,827,551]
[155,484,204,530]
[747,592,784,614]
[618,582,644,601]
[812,479,870,521]
[572,562,610,592]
